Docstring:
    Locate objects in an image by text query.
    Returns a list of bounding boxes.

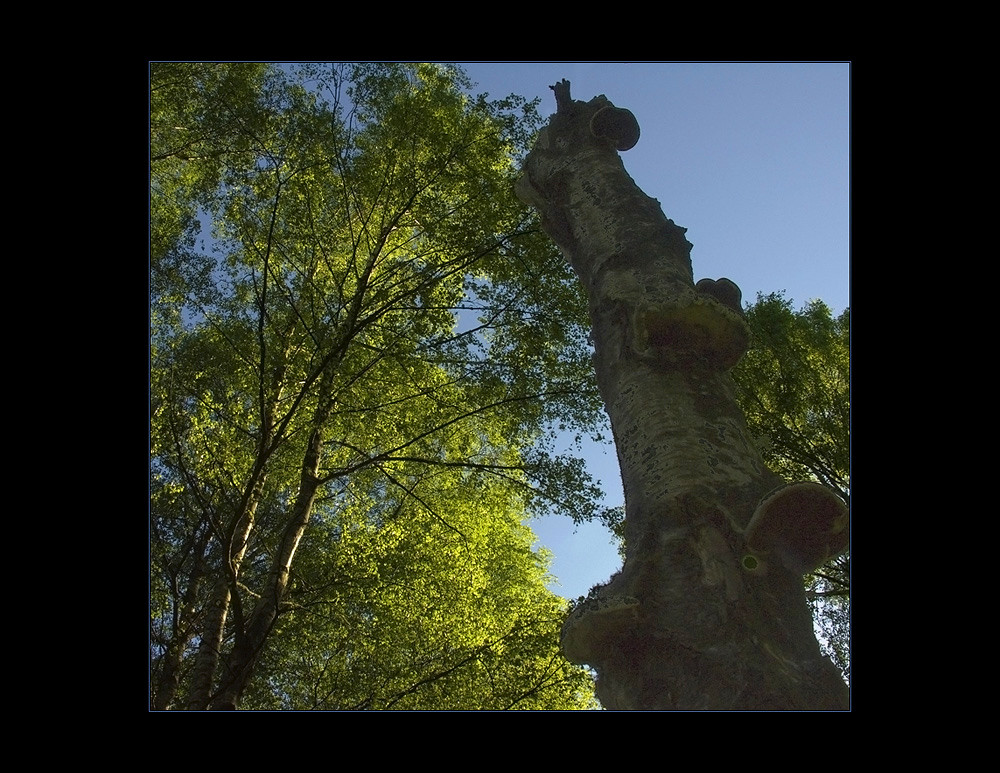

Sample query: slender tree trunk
[185,470,267,710]
[152,531,209,710]
[209,376,336,710]
[208,252,379,709]
[517,81,848,710]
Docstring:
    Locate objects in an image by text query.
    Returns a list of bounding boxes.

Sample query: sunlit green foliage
[732,291,850,682]
[150,63,602,710]
[733,292,849,503]
[244,474,597,710]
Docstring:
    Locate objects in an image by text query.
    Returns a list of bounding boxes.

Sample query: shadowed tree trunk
[516,81,848,710]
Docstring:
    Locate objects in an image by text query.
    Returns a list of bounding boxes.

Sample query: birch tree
[517,81,848,710]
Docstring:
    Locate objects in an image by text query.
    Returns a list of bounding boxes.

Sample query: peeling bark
[518,81,848,710]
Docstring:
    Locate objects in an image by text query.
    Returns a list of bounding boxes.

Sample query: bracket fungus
[590,105,640,151]
[696,277,744,316]
[744,483,849,575]
[561,593,640,664]
[634,291,750,370]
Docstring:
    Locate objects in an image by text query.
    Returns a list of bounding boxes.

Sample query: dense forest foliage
[150,62,606,710]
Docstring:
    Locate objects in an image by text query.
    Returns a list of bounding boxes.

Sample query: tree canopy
[731,292,850,681]
[733,293,849,504]
[150,63,604,710]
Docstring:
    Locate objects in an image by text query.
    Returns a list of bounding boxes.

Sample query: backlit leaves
[150,63,601,709]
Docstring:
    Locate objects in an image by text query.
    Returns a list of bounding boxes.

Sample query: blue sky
[457,63,850,599]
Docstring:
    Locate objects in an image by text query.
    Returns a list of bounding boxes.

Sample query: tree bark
[517,81,848,710]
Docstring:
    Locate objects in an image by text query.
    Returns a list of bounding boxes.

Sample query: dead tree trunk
[517,81,848,710]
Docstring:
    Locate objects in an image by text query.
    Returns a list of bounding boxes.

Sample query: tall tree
[517,81,848,709]
[150,63,603,710]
